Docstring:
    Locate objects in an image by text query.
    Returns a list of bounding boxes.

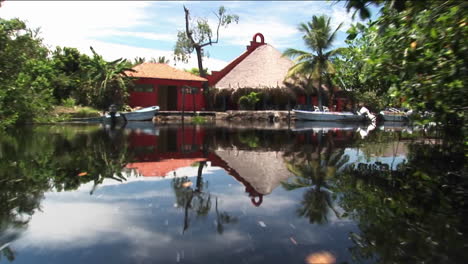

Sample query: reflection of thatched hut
[214,149,294,204]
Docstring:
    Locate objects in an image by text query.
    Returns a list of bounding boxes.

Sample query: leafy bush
[238,92,260,110]
[61,97,76,107]
[192,115,206,124]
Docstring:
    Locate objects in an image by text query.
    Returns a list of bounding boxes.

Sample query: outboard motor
[358,106,377,124]
[108,104,118,128]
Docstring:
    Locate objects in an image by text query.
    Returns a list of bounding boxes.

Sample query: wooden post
[193,87,196,115]
[181,86,186,122]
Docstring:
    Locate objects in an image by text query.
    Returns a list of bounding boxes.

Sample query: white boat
[104,106,159,122]
[293,106,376,123]
[293,110,367,122]
[378,108,413,122]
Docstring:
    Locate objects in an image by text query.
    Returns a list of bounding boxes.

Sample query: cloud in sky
[0,1,374,70]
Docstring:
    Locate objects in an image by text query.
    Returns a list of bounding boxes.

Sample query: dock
[155,111,216,117]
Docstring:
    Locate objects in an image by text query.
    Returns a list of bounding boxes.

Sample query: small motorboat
[103,106,159,122]
[293,106,375,123]
[378,108,412,122]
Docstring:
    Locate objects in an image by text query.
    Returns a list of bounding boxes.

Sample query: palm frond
[283,48,311,59]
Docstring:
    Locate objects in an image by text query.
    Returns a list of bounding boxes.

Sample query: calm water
[0,122,466,264]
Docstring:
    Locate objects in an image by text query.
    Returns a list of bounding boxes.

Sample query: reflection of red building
[124,126,355,206]
[124,126,272,206]
[125,63,207,111]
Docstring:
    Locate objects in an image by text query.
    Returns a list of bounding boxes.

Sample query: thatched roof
[214,149,294,195]
[214,44,294,89]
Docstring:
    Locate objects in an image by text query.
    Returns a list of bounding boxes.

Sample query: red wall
[129,78,206,111]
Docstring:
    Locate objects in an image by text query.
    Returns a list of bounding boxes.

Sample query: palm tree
[283,15,342,110]
[148,56,170,64]
[157,56,170,64]
[87,46,135,111]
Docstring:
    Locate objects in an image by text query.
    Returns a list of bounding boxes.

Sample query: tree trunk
[195,46,205,77]
[196,161,206,192]
[318,74,323,111]
[195,46,211,110]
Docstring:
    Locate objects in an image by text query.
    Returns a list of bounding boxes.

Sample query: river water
[0,122,466,264]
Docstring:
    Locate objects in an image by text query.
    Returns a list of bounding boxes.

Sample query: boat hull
[293,110,366,122]
[104,106,159,122]
[379,114,409,122]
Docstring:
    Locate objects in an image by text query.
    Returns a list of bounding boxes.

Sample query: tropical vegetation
[283,15,343,111]
[334,0,467,129]
[1,0,466,134]
[280,0,466,133]
[174,5,239,78]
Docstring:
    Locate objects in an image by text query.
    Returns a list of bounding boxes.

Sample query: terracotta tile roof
[125,63,207,82]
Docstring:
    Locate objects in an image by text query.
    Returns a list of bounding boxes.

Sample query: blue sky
[0,1,380,70]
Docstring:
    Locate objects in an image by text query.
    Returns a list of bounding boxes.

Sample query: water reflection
[282,130,349,224]
[0,123,466,263]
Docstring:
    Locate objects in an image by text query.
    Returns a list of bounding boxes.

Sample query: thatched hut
[209,34,293,89]
[207,33,352,111]
[207,33,297,110]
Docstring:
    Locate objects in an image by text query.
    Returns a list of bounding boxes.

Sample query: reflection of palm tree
[282,131,349,224]
[89,128,131,194]
[171,173,212,233]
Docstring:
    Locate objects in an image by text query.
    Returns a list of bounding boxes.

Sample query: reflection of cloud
[215,191,297,213]
[15,201,172,250]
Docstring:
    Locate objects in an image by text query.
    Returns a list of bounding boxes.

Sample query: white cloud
[0,1,153,47]
[220,17,299,48]
[99,30,176,42]
[0,1,229,70]
[330,5,356,32]
[0,0,354,70]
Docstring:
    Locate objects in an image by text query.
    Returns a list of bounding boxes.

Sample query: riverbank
[153,110,293,124]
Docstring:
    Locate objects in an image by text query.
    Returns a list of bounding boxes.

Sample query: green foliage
[208,87,295,111]
[283,15,343,109]
[238,92,260,110]
[50,46,90,102]
[332,139,467,263]
[192,115,206,124]
[184,67,210,76]
[238,132,260,148]
[174,6,238,77]
[61,97,76,107]
[355,90,386,113]
[338,0,467,128]
[155,56,169,64]
[0,18,136,129]
[0,18,55,128]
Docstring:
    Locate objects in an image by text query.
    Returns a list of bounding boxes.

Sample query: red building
[126,63,207,111]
